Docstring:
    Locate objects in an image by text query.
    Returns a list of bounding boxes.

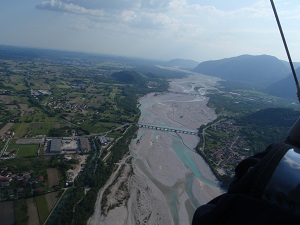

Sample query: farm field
[0,46,170,225]
[35,195,49,224]
[0,192,61,225]
[0,201,14,225]
[27,198,40,225]
[0,123,14,136]
[6,139,39,156]
[14,199,28,225]
[47,168,60,188]
[16,144,39,157]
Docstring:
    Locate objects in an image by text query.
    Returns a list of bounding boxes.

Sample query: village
[200,119,251,178]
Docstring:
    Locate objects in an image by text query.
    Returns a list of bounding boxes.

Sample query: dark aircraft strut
[270,0,300,102]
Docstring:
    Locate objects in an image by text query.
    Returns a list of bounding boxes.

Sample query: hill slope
[162,58,199,69]
[267,67,300,100]
[238,107,299,149]
[111,70,147,84]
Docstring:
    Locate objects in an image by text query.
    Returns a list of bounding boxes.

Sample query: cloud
[121,10,137,23]
[141,0,172,10]
[36,0,292,36]
[37,0,174,14]
[36,0,180,30]
[69,0,141,10]
[128,12,178,30]
[37,0,105,17]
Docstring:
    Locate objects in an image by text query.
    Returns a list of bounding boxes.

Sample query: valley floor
[88,73,224,225]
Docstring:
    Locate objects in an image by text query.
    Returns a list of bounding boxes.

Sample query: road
[43,188,68,225]
[0,138,11,159]
[101,125,132,162]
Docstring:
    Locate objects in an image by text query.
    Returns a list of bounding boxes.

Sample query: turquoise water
[186,174,199,208]
[171,135,219,188]
[143,129,220,222]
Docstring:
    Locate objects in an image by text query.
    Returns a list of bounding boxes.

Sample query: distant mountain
[161,58,199,69]
[193,55,290,87]
[267,67,300,100]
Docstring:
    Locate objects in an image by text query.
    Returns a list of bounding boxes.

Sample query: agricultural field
[47,168,60,188]
[0,201,14,225]
[0,122,14,136]
[16,145,39,157]
[5,139,39,157]
[0,46,170,225]
[0,48,167,136]
[35,195,49,224]
[27,198,40,225]
[0,192,61,225]
[14,199,28,225]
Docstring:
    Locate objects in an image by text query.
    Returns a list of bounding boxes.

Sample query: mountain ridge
[162,58,199,69]
[193,54,290,88]
[267,67,300,100]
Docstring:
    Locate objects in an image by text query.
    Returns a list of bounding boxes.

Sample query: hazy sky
[1,0,300,62]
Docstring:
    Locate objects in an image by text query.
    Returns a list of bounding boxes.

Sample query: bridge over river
[137,123,197,135]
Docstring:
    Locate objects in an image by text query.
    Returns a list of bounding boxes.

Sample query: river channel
[129,72,224,224]
[88,72,224,225]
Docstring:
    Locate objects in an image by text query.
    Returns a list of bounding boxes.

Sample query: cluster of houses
[45,100,89,113]
[206,119,249,177]
[0,130,14,142]
[0,166,45,200]
[30,89,52,96]
[97,136,113,146]
[0,130,16,158]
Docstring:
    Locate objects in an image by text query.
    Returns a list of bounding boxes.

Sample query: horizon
[1,1,300,62]
[2,44,300,65]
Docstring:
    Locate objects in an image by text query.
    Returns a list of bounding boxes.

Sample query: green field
[6,140,39,157]
[4,83,27,91]
[35,195,49,224]
[57,84,70,89]
[14,199,28,225]
[12,123,30,138]
[17,145,39,157]
[12,121,62,137]
[0,141,5,150]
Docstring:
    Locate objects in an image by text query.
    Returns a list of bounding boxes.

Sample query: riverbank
[88,73,224,225]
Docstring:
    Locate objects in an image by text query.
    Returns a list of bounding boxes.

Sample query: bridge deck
[137,124,197,135]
